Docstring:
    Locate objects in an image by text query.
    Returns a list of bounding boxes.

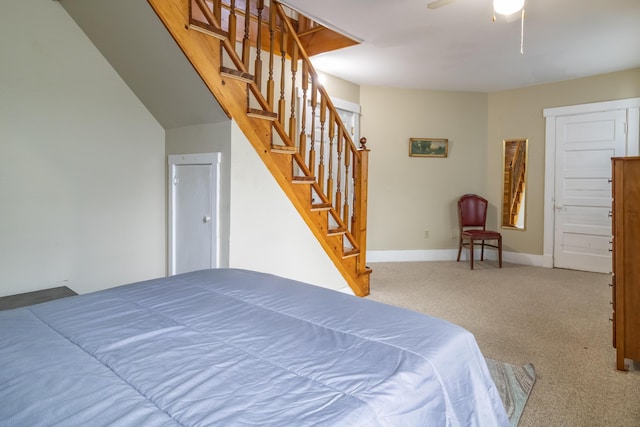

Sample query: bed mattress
[0,268,508,426]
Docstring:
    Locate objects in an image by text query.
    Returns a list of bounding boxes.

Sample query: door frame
[296,88,361,141]
[542,98,640,268]
[168,152,221,275]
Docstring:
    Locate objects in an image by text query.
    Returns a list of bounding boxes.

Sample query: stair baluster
[335,131,343,217]
[288,43,298,144]
[278,29,286,128]
[309,79,317,175]
[327,110,335,204]
[299,61,308,159]
[318,96,327,194]
[229,0,237,46]
[242,0,251,69]
[254,0,264,90]
[267,2,275,108]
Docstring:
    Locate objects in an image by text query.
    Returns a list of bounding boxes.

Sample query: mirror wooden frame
[502,139,528,230]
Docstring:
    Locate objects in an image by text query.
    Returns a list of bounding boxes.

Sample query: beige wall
[321,73,361,105]
[361,86,489,251]
[227,123,349,292]
[346,68,640,258]
[1,0,166,297]
[487,68,640,255]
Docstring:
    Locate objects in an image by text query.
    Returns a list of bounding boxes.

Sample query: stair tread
[247,108,278,121]
[220,66,254,83]
[271,144,297,154]
[292,175,316,183]
[327,226,347,235]
[189,22,227,40]
[311,202,332,211]
[343,248,360,259]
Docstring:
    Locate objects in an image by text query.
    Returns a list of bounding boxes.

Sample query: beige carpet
[367,261,640,426]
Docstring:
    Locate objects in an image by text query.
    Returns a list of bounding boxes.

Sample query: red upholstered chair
[456,194,502,270]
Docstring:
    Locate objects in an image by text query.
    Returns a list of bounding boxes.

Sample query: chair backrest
[458,194,488,230]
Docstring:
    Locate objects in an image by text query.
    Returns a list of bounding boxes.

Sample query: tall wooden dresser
[611,156,640,371]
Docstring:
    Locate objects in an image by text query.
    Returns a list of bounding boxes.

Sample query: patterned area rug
[485,358,536,426]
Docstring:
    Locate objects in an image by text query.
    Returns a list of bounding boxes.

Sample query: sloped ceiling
[60,0,228,129]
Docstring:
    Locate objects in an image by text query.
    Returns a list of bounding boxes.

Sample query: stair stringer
[147,0,370,296]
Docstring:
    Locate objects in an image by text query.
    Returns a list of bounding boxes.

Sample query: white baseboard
[503,251,545,267]
[366,249,545,267]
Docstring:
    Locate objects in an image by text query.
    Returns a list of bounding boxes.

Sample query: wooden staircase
[147,0,371,295]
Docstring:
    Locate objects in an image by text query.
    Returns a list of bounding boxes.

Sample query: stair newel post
[299,61,309,158]
[267,2,276,109]
[318,96,327,193]
[354,147,370,276]
[254,0,264,91]
[242,0,251,70]
[288,43,298,144]
[228,0,237,46]
[308,77,317,176]
[335,129,344,216]
[278,30,287,127]
[327,110,335,204]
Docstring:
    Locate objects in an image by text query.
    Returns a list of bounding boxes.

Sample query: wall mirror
[502,139,528,230]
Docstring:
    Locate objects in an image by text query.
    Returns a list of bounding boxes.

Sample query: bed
[0,268,508,426]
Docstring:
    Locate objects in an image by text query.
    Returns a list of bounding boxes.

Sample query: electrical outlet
[424,230,430,238]
[451,230,458,240]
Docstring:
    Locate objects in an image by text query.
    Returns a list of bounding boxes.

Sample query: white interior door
[168,153,221,275]
[554,110,626,272]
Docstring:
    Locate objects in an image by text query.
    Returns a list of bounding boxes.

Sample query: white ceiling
[282,0,640,92]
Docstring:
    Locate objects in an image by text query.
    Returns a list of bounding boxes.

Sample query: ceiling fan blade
[427,0,456,9]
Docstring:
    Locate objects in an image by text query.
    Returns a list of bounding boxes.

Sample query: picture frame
[409,138,448,158]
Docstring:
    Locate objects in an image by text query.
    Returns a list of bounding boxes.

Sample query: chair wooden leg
[457,237,463,262]
[498,236,503,268]
[469,239,474,270]
[481,240,485,261]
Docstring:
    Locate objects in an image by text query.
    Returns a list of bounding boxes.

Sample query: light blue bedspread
[0,269,508,426]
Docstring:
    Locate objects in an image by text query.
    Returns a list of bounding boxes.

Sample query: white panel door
[168,153,220,275]
[554,110,626,272]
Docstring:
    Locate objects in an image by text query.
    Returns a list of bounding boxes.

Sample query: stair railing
[189,0,370,279]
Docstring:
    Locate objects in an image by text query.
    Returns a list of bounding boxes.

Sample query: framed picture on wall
[409,138,448,157]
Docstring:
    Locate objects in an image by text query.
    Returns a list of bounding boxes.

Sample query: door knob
[203,216,211,223]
